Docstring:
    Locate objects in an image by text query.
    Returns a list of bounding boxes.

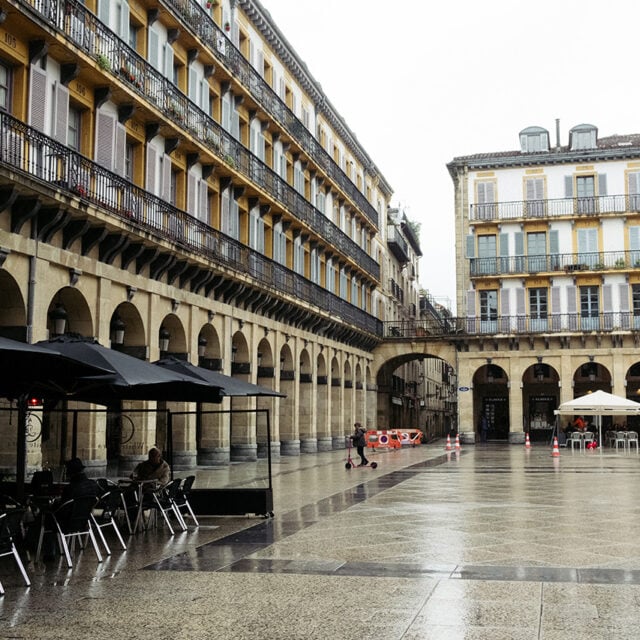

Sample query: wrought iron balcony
[470,194,640,222]
[470,250,640,277]
[387,226,409,263]
[383,312,640,338]
[16,0,379,280]
[0,111,381,338]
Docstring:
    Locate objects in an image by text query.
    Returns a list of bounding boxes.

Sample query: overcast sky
[261,0,640,313]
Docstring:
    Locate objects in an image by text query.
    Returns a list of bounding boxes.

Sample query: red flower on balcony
[73,184,87,197]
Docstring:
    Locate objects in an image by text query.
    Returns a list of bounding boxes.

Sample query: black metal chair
[173,476,199,527]
[146,479,187,535]
[90,490,128,555]
[97,478,132,535]
[0,509,31,595]
[48,496,103,568]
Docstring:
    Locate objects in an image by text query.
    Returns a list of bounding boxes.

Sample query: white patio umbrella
[554,390,640,450]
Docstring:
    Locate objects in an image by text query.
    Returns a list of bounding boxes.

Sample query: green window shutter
[466,234,475,258]
[499,233,509,256]
[466,290,475,317]
[549,229,559,254]
[514,232,524,255]
[598,174,607,196]
[565,176,573,197]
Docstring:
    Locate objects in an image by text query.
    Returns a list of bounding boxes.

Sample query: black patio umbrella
[0,336,116,501]
[0,335,114,400]
[153,356,285,398]
[37,336,223,404]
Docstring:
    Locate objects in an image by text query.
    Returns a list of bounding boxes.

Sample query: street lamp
[159,326,170,352]
[111,315,126,345]
[198,335,207,358]
[49,303,68,337]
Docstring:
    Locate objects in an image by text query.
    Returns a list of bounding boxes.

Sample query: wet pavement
[2,442,640,639]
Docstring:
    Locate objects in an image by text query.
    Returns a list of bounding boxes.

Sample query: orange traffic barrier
[551,436,560,457]
[366,430,402,450]
[525,433,531,449]
[445,434,452,451]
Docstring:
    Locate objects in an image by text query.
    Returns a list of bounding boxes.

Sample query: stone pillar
[198,401,230,465]
[508,382,525,444]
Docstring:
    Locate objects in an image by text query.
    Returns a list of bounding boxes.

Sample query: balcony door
[527,232,546,272]
[480,289,498,333]
[477,234,497,275]
[577,228,598,268]
[580,285,600,330]
[576,175,596,214]
[529,287,548,332]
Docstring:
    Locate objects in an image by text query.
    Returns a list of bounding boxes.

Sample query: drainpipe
[26,218,38,344]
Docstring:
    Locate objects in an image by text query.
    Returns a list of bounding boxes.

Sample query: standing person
[350,423,369,467]
[480,414,489,443]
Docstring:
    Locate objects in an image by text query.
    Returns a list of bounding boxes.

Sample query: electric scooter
[345,440,377,469]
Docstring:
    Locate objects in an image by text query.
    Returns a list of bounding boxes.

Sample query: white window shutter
[221,190,230,235]
[119,0,130,42]
[53,82,69,144]
[189,67,198,103]
[187,172,197,215]
[98,0,110,24]
[29,65,48,132]
[162,153,172,202]
[146,144,156,194]
[164,44,174,80]
[198,180,209,223]
[200,80,209,114]
[619,283,630,312]
[466,290,475,317]
[551,286,561,314]
[500,288,510,316]
[95,110,115,169]
[516,288,525,315]
[148,28,160,70]
[566,286,577,314]
[603,284,613,312]
[114,123,126,176]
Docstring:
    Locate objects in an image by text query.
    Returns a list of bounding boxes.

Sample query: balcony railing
[16,0,379,280]
[470,250,640,277]
[383,312,640,338]
[470,194,640,221]
[0,111,381,337]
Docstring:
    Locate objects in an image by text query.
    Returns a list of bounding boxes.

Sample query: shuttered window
[95,110,115,170]
[29,65,47,132]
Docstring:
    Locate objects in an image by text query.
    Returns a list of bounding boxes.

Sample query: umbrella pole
[167,410,174,480]
[71,410,78,460]
[16,394,27,502]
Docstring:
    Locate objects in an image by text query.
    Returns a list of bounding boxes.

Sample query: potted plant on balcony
[96,54,111,71]
[615,258,626,269]
[223,21,231,32]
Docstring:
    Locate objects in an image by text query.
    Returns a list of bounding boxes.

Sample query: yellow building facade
[0,0,401,476]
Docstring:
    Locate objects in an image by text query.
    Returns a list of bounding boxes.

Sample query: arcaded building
[448,122,640,442]
[0,0,409,476]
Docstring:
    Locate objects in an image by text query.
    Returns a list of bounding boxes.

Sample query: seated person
[131,447,170,486]
[61,457,101,502]
[573,416,586,432]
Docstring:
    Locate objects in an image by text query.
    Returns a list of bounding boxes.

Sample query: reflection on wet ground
[3,443,640,639]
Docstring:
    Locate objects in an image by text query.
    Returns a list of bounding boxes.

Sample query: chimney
[555,119,561,150]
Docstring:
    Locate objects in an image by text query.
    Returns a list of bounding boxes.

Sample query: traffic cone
[525,432,531,449]
[551,436,560,457]
[445,434,452,451]
[455,434,461,451]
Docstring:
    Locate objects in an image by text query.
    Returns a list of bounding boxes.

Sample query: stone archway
[472,363,510,441]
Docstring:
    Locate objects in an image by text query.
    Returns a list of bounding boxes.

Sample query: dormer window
[519,126,549,153]
[569,123,597,150]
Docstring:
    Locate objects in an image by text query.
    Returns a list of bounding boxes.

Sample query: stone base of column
[332,436,347,450]
[280,439,300,456]
[300,438,318,454]
[317,436,333,452]
[257,441,281,459]
[508,431,526,444]
[173,450,197,470]
[231,443,257,462]
[460,432,476,445]
[83,459,107,478]
[198,446,230,466]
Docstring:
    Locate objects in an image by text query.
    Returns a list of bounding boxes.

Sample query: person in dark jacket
[61,458,101,501]
[350,422,369,466]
